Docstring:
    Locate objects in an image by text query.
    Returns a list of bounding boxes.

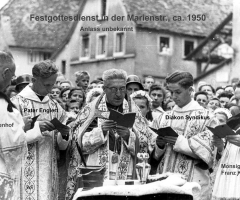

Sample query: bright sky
[0,0,9,9]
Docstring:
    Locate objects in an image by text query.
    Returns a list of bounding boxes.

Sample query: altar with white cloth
[73,173,201,200]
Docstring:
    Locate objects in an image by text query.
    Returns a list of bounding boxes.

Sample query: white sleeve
[173,135,199,159]
[25,121,44,144]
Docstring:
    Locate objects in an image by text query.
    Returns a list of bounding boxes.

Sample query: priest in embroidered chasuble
[0,51,28,200]
[11,60,70,200]
[152,71,217,200]
[66,69,162,200]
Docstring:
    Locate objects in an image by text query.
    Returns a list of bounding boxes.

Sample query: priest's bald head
[32,60,58,96]
[166,71,194,108]
[0,51,15,92]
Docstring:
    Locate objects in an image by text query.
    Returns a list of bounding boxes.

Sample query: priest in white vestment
[0,51,28,200]
[152,71,217,200]
[11,60,70,200]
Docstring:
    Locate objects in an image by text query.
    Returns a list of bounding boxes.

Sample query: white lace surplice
[212,143,240,200]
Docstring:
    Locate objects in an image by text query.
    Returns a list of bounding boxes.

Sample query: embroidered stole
[158,110,210,181]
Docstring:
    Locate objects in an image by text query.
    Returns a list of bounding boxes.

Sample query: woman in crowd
[211,108,240,200]
[60,88,71,105]
[68,87,85,109]
[199,84,215,99]
[164,99,175,111]
[215,86,224,98]
[163,89,172,106]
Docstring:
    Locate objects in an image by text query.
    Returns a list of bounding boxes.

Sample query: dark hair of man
[65,99,80,111]
[51,85,61,91]
[216,86,223,92]
[60,80,71,85]
[60,87,70,98]
[90,79,102,85]
[194,91,208,101]
[218,91,233,100]
[211,97,220,103]
[225,85,233,90]
[32,60,58,78]
[199,84,216,94]
[165,71,193,89]
[149,84,166,98]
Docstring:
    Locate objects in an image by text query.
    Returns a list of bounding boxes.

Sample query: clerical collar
[31,86,46,101]
[106,102,123,113]
[36,94,45,101]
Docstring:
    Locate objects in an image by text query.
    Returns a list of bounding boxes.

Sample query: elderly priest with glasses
[66,69,162,199]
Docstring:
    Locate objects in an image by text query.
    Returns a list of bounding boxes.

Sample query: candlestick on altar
[136,153,151,184]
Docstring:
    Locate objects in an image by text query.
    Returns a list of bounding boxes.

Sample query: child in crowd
[65,100,81,124]
[50,85,61,99]
[207,97,220,111]
[130,90,157,127]
[68,87,85,109]
[60,88,70,103]
[75,71,90,92]
[60,80,72,89]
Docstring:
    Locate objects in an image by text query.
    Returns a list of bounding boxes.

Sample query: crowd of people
[1,50,240,200]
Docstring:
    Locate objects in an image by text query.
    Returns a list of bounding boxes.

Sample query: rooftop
[123,0,232,37]
[0,0,82,50]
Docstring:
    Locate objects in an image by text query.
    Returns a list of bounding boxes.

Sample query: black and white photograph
[0,0,237,200]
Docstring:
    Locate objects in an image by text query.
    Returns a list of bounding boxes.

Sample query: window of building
[97,35,106,55]
[184,40,195,57]
[61,60,66,75]
[159,36,171,54]
[114,32,125,56]
[99,0,107,19]
[28,51,51,63]
[39,52,51,61]
[28,51,38,63]
[81,34,90,58]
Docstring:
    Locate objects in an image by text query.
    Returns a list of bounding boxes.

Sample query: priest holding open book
[11,60,70,200]
[152,71,217,200]
[66,69,162,200]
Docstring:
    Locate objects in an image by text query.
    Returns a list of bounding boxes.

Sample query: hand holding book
[50,118,70,140]
[206,124,236,138]
[108,109,136,128]
[150,127,178,147]
[101,120,117,135]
